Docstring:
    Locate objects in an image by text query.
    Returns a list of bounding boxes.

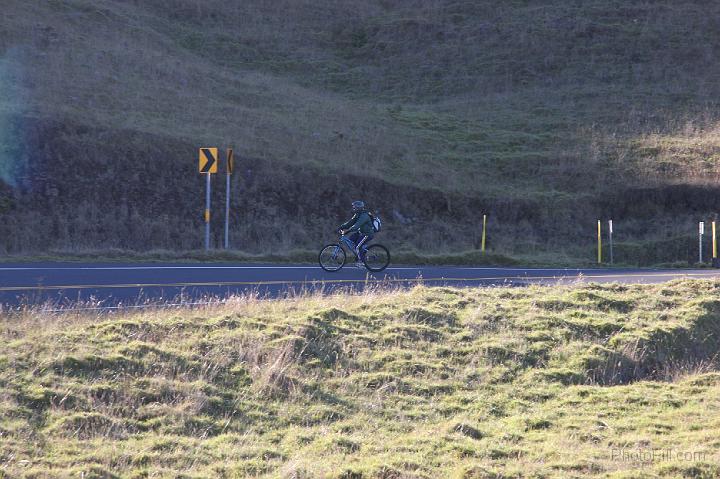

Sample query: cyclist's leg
[356,234,373,260]
[347,232,361,256]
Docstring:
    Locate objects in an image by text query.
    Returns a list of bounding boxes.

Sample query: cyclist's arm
[339,215,357,231]
[347,213,371,232]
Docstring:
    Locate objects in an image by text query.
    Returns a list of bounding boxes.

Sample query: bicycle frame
[339,234,357,252]
[339,233,370,259]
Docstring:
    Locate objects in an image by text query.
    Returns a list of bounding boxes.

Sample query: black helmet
[352,200,365,212]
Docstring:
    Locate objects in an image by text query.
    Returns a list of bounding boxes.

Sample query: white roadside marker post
[608,219,614,265]
[699,221,705,264]
[597,220,602,264]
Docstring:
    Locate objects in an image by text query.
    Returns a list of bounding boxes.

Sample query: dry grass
[1,281,720,477]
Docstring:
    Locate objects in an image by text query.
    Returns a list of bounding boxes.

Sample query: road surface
[1,263,720,309]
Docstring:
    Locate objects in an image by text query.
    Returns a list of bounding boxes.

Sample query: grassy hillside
[1,281,720,477]
[2,1,720,261]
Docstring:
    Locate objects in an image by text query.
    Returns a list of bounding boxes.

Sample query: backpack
[369,212,382,233]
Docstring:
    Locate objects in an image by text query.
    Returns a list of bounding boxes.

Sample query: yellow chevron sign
[199,147,218,174]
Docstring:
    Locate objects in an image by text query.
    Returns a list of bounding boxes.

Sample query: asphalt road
[2,263,720,309]
[0,263,720,308]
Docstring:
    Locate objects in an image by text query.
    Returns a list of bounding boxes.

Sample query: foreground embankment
[1,281,720,478]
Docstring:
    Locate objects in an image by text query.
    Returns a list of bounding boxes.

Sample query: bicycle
[318,232,391,272]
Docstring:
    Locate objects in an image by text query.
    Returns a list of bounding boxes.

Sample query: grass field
[2,1,720,261]
[2,281,720,477]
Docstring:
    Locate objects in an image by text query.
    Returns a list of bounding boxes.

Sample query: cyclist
[339,200,375,264]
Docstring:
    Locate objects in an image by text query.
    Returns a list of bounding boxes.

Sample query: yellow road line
[1,271,720,292]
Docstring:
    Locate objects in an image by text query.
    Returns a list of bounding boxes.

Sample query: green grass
[2,281,720,477]
[0,245,691,268]
[0,247,522,267]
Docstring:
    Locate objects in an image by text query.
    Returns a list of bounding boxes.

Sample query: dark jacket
[340,211,374,235]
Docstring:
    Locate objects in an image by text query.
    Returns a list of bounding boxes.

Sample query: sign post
[205,173,211,250]
[699,221,705,264]
[199,147,218,250]
[225,148,234,250]
[481,214,487,254]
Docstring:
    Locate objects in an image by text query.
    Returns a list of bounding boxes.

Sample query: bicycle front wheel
[319,244,346,272]
[363,244,390,272]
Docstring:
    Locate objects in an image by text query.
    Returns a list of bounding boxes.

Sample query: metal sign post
[225,148,234,250]
[205,173,211,250]
[199,148,219,251]
[699,221,705,264]
[608,219,614,265]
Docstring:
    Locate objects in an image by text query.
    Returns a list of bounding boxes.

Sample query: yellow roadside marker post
[199,148,218,250]
[597,220,602,264]
[481,214,487,254]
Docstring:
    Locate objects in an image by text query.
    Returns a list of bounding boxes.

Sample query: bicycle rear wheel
[319,244,346,272]
[362,244,390,272]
